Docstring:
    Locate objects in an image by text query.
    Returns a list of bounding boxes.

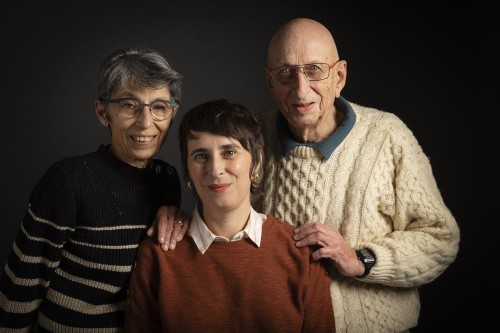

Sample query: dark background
[1,2,496,331]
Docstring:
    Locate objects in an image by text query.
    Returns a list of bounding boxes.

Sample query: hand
[293,222,365,277]
[147,206,190,251]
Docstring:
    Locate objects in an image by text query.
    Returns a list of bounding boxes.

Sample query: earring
[250,172,260,183]
[187,181,194,190]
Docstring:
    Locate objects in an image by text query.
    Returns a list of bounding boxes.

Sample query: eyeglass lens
[274,63,330,84]
[117,98,174,120]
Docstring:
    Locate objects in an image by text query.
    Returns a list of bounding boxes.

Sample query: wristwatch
[356,248,376,278]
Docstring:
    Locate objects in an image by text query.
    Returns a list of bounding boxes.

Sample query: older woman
[124,99,335,333]
[0,46,183,332]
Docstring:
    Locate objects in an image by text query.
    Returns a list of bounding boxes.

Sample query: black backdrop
[1,2,496,331]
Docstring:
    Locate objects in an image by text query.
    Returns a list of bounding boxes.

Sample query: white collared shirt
[187,206,266,254]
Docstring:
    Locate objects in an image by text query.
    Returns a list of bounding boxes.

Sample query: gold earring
[187,181,194,190]
[250,172,259,183]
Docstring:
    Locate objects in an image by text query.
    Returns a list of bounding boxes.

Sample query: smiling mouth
[208,184,230,192]
[131,135,155,142]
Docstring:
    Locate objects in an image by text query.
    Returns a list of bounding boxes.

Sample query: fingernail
[170,243,176,250]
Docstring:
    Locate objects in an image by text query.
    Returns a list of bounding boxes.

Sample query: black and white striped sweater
[0,144,180,332]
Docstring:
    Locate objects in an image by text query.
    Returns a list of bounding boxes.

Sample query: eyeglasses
[269,62,339,85]
[103,97,178,121]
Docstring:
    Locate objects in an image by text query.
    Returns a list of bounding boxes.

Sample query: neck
[290,106,345,143]
[201,203,251,238]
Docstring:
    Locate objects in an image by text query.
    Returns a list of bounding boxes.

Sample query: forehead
[270,41,333,68]
[113,84,171,98]
[187,131,241,149]
[267,23,337,68]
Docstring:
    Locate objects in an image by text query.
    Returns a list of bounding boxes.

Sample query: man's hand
[147,205,190,251]
[293,222,365,277]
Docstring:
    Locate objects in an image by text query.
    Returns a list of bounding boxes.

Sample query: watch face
[359,248,375,264]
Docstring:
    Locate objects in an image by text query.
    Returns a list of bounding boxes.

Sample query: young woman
[124,99,335,333]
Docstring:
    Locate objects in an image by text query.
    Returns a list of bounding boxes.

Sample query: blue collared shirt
[277,96,356,159]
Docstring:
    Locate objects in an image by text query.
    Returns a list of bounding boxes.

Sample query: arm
[294,122,460,286]
[147,206,190,251]
[0,163,76,330]
[302,259,336,332]
[123,237,162,332]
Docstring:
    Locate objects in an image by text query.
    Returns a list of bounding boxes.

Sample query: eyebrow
[189,142,242,156]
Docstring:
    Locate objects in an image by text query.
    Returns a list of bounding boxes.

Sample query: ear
[253,150,263,175]
[265,68,274,90]
[334,60,347,98]
[95,99,109,127]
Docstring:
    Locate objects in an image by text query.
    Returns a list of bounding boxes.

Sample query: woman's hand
[147,205,190,251]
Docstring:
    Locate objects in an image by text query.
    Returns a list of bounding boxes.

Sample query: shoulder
[348,101,417,140]
[41,151,95,180]
[263,215,299,245]
[265,214,295,230]
[151,159,178,177]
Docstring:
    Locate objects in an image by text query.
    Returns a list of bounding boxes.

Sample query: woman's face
[95,85,175,168]
[187,131,253,213]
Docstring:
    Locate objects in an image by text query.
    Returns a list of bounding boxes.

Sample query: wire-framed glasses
[269,61,340,85]
[103,98,178,121]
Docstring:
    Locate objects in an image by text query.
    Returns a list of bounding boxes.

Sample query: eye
[306,64,321,73]
[223,149,238,158]
[278,67,292,75]
[151,102,168,112]
[119,99,139,109]
[193,153,208,161]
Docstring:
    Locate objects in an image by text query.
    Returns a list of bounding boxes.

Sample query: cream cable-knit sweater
[253,101,460,333]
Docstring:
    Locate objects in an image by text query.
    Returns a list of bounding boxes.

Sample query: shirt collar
[187,206,266,254]
[277,96,356,159]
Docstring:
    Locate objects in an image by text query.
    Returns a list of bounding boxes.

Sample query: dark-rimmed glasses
[103,98,178,121]
[269,61,340,85]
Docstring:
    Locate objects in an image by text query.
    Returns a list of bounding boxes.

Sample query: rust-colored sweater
[124,215,335,333]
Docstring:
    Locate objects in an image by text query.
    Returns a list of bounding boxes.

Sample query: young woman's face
[187,131,253,213]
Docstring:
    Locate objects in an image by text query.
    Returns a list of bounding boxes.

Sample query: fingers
[163,213,189,251]
[156,206,174,245]
[293,222,323,246]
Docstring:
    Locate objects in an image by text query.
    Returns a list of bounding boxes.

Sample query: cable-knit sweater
[0,144,180,332]
[252,99,460,333]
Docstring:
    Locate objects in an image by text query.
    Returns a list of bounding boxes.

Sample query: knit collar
[97,144,162,177]
[277,96,356,159]
[187,206,266,254]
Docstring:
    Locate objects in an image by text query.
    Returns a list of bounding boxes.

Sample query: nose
[208,155,225,177]
[136,105,154,127]
[293,67,311,93]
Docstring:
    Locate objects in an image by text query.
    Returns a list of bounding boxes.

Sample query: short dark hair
[178,99,264,193]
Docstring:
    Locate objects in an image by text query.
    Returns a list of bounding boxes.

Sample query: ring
[174,219,184,227]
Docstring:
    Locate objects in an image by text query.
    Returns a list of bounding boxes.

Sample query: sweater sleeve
[302,257,336,332]
[359,120,460,287]
[123,237,162,333]
[0,162,77,330]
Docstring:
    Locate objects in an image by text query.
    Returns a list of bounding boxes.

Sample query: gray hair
[97,46,183,104]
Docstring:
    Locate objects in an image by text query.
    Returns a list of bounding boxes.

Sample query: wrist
[356,248,376,278]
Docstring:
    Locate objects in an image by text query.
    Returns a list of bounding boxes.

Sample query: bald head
[267,18,339,69]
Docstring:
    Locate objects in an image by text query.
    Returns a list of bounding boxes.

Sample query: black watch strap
[356,248,376,278]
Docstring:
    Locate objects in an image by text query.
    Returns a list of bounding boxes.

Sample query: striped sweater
[0,144,180,332]
[252,98,460,333]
